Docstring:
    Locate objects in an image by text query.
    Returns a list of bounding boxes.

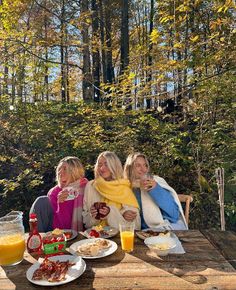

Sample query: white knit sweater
[141,176,188,230]
[82,180,141,229]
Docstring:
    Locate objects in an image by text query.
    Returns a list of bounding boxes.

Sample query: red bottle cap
[29,213,37,219]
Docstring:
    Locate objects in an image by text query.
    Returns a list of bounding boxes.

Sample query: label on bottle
[27,235,42,252]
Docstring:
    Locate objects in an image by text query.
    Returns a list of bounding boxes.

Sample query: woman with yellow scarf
[82,151,140,229]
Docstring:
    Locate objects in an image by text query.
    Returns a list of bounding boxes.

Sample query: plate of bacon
[26,255,86,286]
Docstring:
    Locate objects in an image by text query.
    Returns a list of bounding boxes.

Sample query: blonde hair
[94,151,123,180]
[124,152,150,183]
[56,156,85,184]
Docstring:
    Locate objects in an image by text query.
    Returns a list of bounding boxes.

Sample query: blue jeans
[30,196,53,232]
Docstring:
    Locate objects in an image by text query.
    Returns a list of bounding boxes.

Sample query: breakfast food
[151,243,171,250]
[52,228,64,235]
[43,230,66,255]
[32,257,74,282]
[50,229,72,240]
[88,225,110,238]
[77,239,111,256]
[136,230,170,239]
[64,231,73,240]
[89,229,100,238]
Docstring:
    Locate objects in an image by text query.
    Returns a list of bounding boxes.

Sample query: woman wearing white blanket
[124,152,187,230]
[83,151,140,229]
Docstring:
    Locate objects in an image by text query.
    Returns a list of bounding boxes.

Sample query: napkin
[170,233,185,254]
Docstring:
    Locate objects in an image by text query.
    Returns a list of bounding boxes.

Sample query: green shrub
[0,99,235,230]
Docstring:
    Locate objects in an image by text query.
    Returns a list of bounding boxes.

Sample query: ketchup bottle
[27,213,42,254]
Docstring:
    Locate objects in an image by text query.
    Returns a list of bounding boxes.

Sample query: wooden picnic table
[1,230,236,290]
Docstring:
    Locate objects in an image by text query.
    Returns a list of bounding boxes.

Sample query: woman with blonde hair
[83,151,140,229]
[30,156,88,232]
[124,152,187,230]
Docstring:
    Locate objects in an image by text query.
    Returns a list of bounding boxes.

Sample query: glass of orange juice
[0,211,25,266]
[119,221,135,252]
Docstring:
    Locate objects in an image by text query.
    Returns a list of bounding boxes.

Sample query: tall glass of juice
[119,221,135,252]
[0,211,25,266]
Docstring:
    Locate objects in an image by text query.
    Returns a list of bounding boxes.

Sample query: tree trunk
[105,1,114,83]
[44,50,49,101]
[81,0,93,101]
[11,62,16,104]
[3,41,9,96]
[183,11,189,95]
[99,0,107,83]
[120,0,129,74]
[91,0,100,102]
[60,0,66,102]
[65,42,70,103]
[146,0,154,109]
[44,6,49,101]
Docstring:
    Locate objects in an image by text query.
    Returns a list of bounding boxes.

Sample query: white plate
[46,229,78,241]
[26,255,86,286]
[63,229,78,241]
[136,228,172,240]
[83,226,119,239]
[69,238,118,259]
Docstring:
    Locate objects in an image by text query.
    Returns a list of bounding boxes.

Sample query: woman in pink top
[30,156,88,232]
[48,156,88,231]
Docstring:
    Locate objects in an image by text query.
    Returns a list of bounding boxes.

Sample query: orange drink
[0,234,25,266]
[119,222,135,252]
[120,231,134,252]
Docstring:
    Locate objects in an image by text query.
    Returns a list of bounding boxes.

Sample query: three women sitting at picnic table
[30,151,187,232]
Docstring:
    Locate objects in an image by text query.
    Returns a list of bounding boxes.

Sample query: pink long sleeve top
[47,178,88,230]
[47,185,74,229]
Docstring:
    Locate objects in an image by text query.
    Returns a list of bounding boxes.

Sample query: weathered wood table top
[1,230,236,290]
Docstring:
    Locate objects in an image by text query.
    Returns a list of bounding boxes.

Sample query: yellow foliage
[150,29,160,44]
[174,43,183,49]
[217,0,235,13]
[198,175,212,192]
[209,32,220,40]
[0,156,7,162]
[217,6,225,13]
[160,16,172,24]
[176,4,190,12]
[190,35,199,42]
[169,60,177,66]
[128,72,136,80]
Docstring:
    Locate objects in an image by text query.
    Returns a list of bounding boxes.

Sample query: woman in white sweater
[124,152,187,230]
[82,151,140,229]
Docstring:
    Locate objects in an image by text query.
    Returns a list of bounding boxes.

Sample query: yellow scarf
[94,177,139,210]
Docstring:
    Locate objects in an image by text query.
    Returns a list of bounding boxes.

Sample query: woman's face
[57,163,71,188]
[133,157,149,179]
[97,156,112,181]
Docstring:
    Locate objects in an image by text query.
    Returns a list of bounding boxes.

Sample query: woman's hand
[90,205,110,220]
[132,179,141,188]
[141,178,157,191]
[99,206,110,219]
[90,205,98,219]
[123,210,137,222]
[58,189,69,203]
[146,179,157,191]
